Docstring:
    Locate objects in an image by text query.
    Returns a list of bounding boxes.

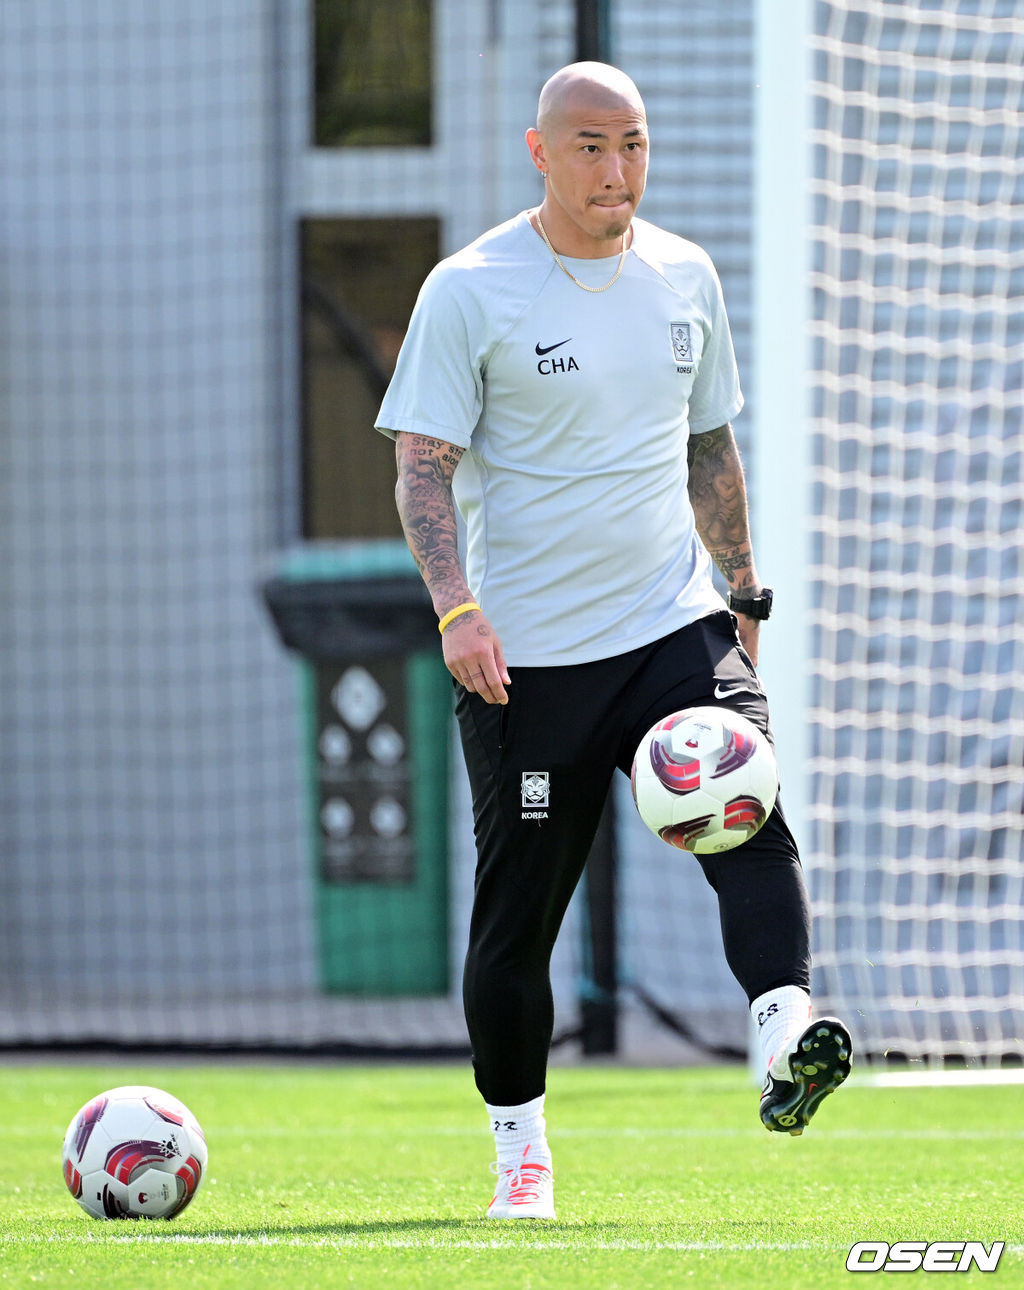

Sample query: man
[375,62,851,1220]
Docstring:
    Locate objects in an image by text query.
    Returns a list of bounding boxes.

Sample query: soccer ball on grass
[62,1085,207,1220]
[631,706,778,853]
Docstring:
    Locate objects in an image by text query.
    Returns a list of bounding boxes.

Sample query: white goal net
[806,0,1024,1064]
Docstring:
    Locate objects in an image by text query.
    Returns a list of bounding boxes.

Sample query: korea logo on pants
[521,771,550,809]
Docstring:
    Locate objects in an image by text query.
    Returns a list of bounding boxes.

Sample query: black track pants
[455,610,811,1106]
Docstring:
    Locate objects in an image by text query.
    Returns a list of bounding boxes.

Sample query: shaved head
[536,62,646,136]
[526,61,649,257]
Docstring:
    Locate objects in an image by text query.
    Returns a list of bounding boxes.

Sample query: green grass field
[1,1062,1021,1289]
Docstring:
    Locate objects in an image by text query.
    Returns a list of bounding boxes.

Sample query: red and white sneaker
[485,1145,555,1219]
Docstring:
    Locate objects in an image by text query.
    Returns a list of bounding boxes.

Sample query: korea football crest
[670,321,694,373]
[521,771,549,819]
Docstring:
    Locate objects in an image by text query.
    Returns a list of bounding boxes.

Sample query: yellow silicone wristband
[437,602,481,634]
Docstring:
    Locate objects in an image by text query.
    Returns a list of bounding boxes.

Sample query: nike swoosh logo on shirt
[535,338,572,356]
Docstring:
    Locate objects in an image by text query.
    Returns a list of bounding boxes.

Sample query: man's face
[529,86,648,255]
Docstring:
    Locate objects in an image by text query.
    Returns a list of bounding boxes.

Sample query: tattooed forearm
[394,433,473,612]
[686,423,756,590]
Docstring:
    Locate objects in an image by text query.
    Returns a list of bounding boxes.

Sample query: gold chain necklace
[535,212,629,293]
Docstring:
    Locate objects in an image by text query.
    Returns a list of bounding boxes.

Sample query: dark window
[313,0,433,147]
[300,217,441,538]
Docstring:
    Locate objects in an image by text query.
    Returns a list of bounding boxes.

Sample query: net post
[574,0,611,63]
[752,0,811,845]
[751,0,811,1076]
[570,0,619,1061]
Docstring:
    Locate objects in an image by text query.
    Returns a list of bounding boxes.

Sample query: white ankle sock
[485,1093,551,1169]
[751,985,812,1077]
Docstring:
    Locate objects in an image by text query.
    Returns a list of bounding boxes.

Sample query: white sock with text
[751,985,812,1078]
[485,1093,551,1169]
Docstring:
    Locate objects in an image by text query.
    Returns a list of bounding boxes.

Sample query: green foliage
[0,1063,1021,1288]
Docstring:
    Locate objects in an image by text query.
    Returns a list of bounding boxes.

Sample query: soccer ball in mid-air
[631,706,778,853]
[62,1085,207,1220]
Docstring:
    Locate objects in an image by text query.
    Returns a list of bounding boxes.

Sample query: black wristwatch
[727,587,774,620]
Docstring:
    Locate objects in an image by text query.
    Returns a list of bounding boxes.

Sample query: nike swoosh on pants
[714,682,748,700]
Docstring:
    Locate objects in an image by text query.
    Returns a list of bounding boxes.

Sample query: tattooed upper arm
[686,423,743,507]
[394,433,467,598]
[686,423,754,587]
[395,432,465,486]
[686,422,731,477]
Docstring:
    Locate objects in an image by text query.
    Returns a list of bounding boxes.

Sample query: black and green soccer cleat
[760,1017,852,1136]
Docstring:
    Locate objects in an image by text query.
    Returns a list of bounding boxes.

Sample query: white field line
[18,1132,1024,1149]
[542,1126,1024,1141]
[0,1233,849,1252]
[864,1069,1024,1088]
[15,1124,1024,1142]
[4,1233,1023,1256]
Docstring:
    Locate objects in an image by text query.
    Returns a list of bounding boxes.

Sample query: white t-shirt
[375,210,744,666]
